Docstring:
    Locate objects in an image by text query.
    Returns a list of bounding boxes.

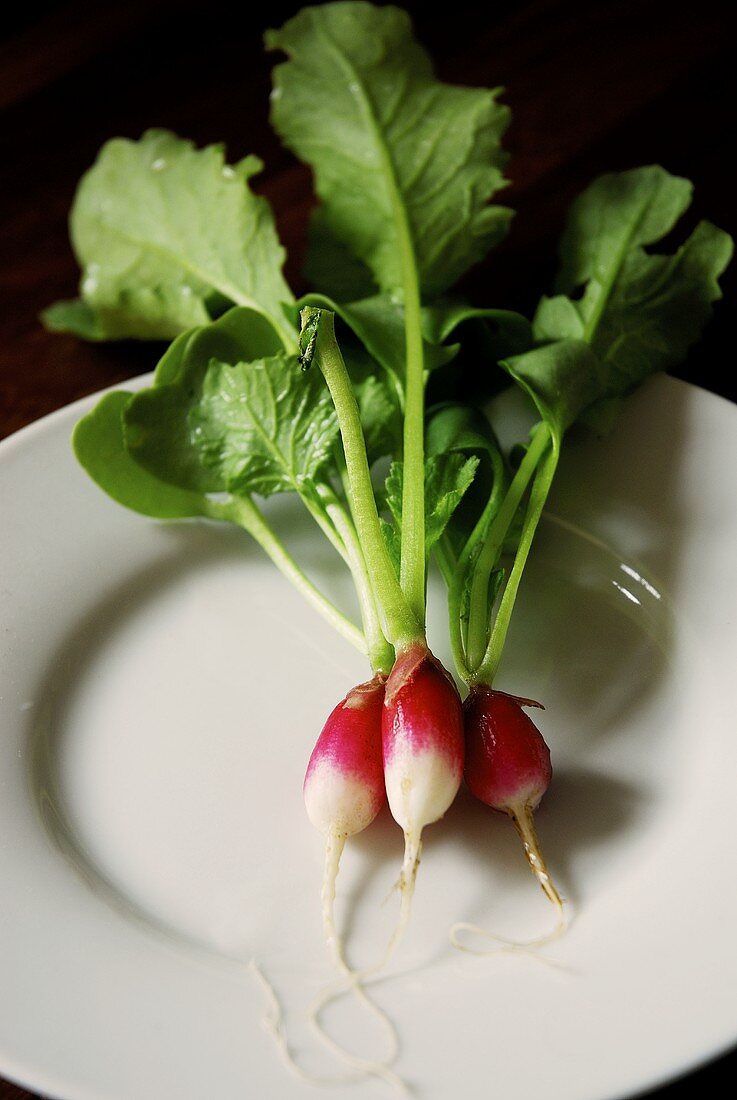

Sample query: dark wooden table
[1,1,735,1097]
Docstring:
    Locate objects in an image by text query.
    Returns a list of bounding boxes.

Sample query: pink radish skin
[379,643,465,960]
[463,686,563,915]
[383,644,465,829]
[304,675,386,839]
[464,688,550,812]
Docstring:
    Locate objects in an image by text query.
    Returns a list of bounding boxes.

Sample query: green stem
[316,40,425,624]
[399,282,426,626]
[207,495,366,654]
[320,486,395,675]
[465,423,551,672]
[452,442,509,659]
[434,538,470,682]
[302,308,423,652]
[298,489,349,564]
[473,445,559,686]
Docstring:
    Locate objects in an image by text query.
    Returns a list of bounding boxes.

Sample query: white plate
[1,374,736,1100]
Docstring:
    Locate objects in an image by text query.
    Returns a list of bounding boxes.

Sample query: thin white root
[322,834,399,1057]
[363,831,422,980]
[449,807,569,964]
[448,910,568,965]
[248,959,359,1086]
[307,985,409,1094]
[307,831,423,1093]
[310,833,408,1092]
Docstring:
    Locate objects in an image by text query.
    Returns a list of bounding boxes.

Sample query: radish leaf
[467,167,732,684]
[192,355,338,496]
[504,166,733,447]
[304,207,377,302]
[422,302,532,359]
[384,452,479,557]
[425,402,508,558]
[73,391,211,519]
[353,371,403,465]
[42,130,296,350]
[267,3,511,298]
[125,351,338,497]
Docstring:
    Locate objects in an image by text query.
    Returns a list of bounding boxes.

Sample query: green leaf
[73,391,210,518]
[353,371,403,465]
[425,400,507,553]
[422,301,534,407]
[425,401,504,462]
[423,453,479,552]
[123,309,338,498]
[422,301,532,358]
[384,451,479,556]
[190,354,338,496]
[505,166,733,445]
[43,130,296,349]
[304,207,378,302]
[43,299,110,341]
[424,397,511,626]
[267,3,511,298]
[152,306,286,386]
[534,166,733,387]
[502,339,606,445]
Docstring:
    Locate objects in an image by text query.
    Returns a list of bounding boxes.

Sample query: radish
[451,686,566,952]
[304,673,387,968]
[307,643,464,1079]
[379,643,465,961]
[307,644,465,1070]
[252,674,406,1090]
[303,673,409,1089]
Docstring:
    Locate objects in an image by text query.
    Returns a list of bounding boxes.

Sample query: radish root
[309,832,408,1091]
[370,831,422,976]
[307,830,424,1091]
[448,915,568,964]
[510,803,565,916]
[449,804,569,962]
[249,957,407,1091]
[249,958,359,1086]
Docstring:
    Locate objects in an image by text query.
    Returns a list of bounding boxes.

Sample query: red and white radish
[303,674,408,1089]
[303,647,464,1086]
[304,674,387,969]
[452,686,566,952]
[379,643,465,961]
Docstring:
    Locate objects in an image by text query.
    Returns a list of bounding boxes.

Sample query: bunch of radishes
[55,0,732,1087]
[297,300,565,987]
[305,634,559,972]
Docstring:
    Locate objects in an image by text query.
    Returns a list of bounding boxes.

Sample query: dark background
[0,0,735,1096]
